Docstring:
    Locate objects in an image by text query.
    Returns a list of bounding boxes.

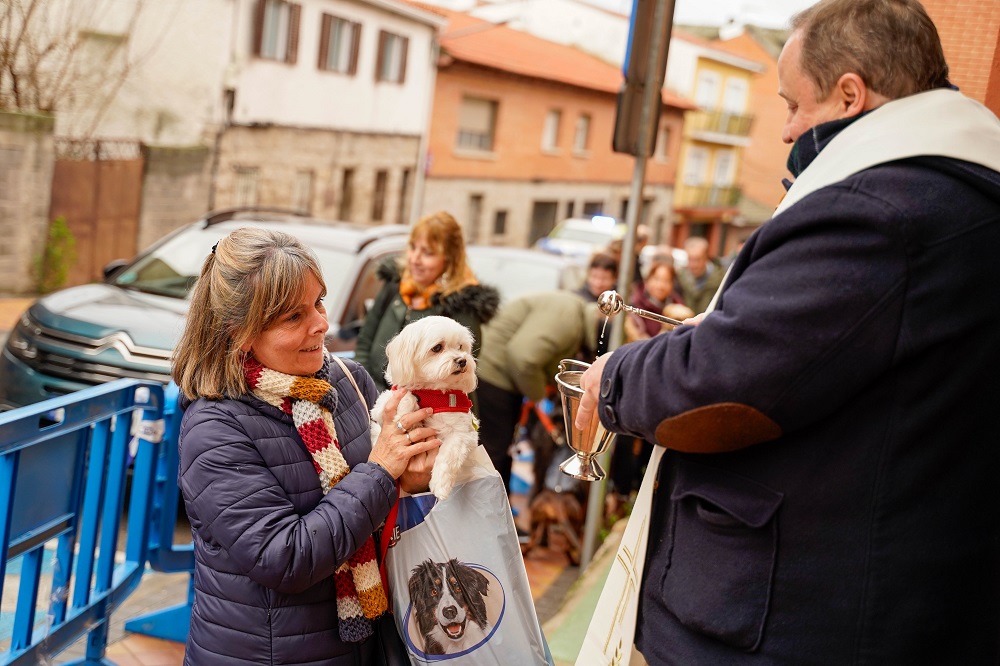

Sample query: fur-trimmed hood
[376,258,500,324]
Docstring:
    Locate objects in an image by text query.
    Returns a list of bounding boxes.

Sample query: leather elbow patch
[654,403,782,453]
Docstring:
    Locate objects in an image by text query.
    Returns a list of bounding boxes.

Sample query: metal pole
[579,0,676,570]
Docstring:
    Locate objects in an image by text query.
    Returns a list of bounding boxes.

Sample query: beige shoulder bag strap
[330,354,368,415]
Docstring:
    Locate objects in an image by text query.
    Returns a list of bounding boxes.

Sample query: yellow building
[664,31,766,257]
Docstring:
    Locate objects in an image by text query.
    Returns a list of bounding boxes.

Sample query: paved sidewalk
[0,295,623,665]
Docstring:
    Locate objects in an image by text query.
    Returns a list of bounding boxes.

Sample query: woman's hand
[368,389,441,479]
[399,447,439,494]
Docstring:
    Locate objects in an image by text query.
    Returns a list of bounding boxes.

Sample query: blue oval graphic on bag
[402,561,505,660]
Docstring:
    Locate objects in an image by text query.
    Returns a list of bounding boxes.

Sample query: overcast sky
[597,0,817,28]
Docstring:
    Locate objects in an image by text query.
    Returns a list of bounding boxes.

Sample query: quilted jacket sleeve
[178,398,395,595]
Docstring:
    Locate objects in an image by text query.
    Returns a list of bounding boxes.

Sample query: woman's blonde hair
[172,227,326,400]
[402,211,477,296]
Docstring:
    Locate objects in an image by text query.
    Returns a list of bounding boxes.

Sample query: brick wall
[923,0,1000,114]
[428,61,684,186]
[139,145,212,249]
[0,111,55,295]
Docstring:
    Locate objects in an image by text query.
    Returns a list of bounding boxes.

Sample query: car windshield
[110,224,354,299]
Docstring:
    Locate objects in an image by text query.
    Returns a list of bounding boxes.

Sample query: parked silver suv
[0,208,585,410]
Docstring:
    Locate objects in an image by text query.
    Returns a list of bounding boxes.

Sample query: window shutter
[375,30,386,81]
[349,22,361,75]
[318,14,331,70]
[252,0,265,56]
[398,36,408,84]
[286,3,300,64]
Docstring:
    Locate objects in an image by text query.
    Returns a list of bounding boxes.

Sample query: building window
[318,14,360,74]
[493,210,508,235]
[722,77,749,114]
[573,114,591,153]
[684,147,709,186]
[253,0,300,64]
[372,170,388,222]
[293,169,314,213]
[235,167,259,207]
[339,168,355,220]
[713,150,736,186]
[582,201,603,217]
[542,109,561,151]
[397,168,411,224]
[654,124,671,162]
[695,70,720,109]
[456,96,498,152]
[565,200,575,219]
[376,30,408,83]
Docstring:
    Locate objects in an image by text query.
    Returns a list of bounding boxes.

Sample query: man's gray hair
[790,0,949,101]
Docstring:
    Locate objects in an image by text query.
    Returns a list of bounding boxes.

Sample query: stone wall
[138,145,212,250]
[0,111,55,295]
[214,125,421,226]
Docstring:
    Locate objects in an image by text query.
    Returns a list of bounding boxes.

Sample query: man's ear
[835,73,871,116]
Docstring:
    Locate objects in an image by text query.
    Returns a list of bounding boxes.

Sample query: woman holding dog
[172,227,440,665]
[355,211,500,393]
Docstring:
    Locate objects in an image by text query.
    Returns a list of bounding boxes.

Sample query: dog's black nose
[457,358,467,368]
[443,606,457,620]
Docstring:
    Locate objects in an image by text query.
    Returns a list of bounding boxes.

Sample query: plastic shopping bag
[382,447,554,664]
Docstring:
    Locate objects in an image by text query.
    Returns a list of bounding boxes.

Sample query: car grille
[14,317,172,386]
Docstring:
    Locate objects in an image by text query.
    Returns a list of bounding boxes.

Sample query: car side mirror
[103,259,129,279]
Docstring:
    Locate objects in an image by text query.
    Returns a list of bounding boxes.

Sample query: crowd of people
[169,1,1000,663]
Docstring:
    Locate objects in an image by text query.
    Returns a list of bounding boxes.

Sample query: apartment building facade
[49,0,444,227]
[420,9,695,248]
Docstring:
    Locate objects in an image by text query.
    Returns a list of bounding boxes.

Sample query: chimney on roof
[719,18,744,40]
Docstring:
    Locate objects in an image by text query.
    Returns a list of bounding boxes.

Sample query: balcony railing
[687,109,754,137]
[679,185,742,208]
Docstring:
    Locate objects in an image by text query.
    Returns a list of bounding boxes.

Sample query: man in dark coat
[574,0,1000,663]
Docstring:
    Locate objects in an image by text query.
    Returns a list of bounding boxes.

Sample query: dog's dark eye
[431,344,443,353]
[430,589,438,597]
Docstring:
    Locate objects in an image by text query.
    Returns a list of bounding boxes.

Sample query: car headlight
[6,312,39,362]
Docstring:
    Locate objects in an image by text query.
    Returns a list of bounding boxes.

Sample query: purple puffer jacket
[178,357,395,665]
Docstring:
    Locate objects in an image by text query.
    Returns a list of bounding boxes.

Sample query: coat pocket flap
[670,461,783,528]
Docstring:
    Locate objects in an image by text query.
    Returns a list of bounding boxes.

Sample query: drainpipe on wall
[409,34,439,226]
[208,0,242,212]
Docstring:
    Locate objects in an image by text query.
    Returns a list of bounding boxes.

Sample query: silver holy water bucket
[555,359,615,481]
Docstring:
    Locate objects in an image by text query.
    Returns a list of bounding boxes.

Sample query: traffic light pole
[579,0,677,570]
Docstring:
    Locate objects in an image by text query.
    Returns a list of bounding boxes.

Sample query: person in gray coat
[172,227,441,665]
[476,290,599,489]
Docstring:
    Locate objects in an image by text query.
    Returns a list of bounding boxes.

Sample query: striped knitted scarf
[244,354,388,643]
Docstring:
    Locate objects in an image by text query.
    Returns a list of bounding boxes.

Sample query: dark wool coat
[354,261,500,392]
[178,357,395,665]
[599,117,1000,664]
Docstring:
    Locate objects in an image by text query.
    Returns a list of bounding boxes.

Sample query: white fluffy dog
[370,316,479,500]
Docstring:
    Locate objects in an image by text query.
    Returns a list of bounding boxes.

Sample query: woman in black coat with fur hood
[355,211,500,395]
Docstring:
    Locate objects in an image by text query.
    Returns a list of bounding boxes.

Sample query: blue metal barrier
[0,379,165,666]
[123,382,194,643]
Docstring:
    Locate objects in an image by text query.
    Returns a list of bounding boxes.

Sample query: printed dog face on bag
[405,558,504,657]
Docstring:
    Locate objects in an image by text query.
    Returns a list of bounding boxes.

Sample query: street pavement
[0,293,618,665]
